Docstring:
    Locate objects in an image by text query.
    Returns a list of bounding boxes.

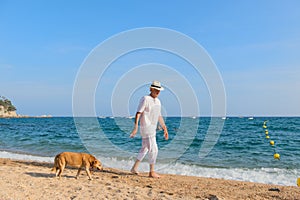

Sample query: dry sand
[0,158,299,200]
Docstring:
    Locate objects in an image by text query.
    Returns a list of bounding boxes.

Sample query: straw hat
[150,80,164,91]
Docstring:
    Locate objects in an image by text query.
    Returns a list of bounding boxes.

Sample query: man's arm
[158,116,168,140]
[130,112,142,138]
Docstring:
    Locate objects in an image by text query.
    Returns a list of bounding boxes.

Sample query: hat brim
[150,86,164,91]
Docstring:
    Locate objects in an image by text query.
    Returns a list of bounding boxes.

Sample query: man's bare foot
[149,171,161,178]
[130,168,139,175]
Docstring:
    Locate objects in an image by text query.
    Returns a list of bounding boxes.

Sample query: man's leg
[148,136,160,178]
[131,159,141,174]
[149,164,160,178]
[131,138,149,174]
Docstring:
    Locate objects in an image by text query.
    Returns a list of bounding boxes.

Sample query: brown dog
[52,152,103,180]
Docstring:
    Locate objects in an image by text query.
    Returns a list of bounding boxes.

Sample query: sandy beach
[0,158,299,200]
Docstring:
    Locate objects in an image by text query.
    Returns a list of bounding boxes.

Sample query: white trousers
[136,135,158,164]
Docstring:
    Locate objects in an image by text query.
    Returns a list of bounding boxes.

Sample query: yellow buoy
[297,178,300,187]
[270,140,275,146]
[263,125,267,129]
[266,135,270,139]
[274,153,280,160]
[265,131,269,135]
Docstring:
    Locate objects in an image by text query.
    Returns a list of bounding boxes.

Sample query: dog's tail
[51,154,60,172]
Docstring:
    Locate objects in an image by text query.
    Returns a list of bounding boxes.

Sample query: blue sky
[1,0,300,116]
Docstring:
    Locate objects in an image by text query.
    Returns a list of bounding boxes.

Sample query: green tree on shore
[0,96,16,111]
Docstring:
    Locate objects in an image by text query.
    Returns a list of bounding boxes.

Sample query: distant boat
[248,117,254,120]
[221,117,227,120]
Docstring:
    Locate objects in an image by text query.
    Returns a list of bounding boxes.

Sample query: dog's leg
[55,168,60,177]
[76,168,82,179]
[85,167,93,180]
[58,165,65,179]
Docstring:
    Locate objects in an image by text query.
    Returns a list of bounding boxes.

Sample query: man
[130,80,168,178]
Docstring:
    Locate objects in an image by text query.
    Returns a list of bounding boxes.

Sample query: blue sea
[0,117,300,186]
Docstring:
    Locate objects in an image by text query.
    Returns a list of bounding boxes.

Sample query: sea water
[0,117,299,186]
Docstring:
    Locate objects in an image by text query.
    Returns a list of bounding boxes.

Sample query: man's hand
[164,127,169,140]
[130,127,138,138]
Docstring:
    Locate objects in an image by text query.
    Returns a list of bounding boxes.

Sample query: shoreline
[0,115,52,118]
[0,158,299,200]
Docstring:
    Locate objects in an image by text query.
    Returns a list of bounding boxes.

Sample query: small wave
[0,151,53,163]
[159,162,299,186]
[94,156,300,187]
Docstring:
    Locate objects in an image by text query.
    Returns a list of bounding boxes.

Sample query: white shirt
[137,95,161,138]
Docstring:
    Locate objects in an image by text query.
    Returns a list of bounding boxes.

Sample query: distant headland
[0,96,51,118]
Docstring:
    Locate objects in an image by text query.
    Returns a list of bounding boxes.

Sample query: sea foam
[99,156,299,186]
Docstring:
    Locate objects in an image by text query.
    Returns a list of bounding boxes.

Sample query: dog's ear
[89,156,96,165]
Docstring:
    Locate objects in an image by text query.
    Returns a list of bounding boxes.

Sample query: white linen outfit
[136,95,161,164]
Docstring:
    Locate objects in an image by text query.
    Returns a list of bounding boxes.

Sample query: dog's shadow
[25,172,74,179]
[14,160,77,179]
[25,172,54,178]
[25,170,133,180]
[15,160,133,179]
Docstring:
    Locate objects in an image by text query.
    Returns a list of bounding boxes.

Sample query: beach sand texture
[0,158,299,200]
